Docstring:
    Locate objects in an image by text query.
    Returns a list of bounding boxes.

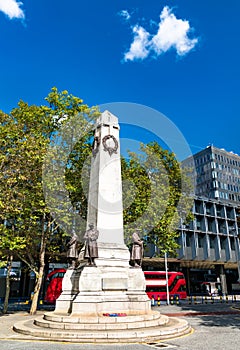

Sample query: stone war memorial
[14,111,191,343]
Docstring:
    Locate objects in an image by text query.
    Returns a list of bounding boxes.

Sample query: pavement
[0,311,36,340]
[154,300,240,317]
[0,297,240,341]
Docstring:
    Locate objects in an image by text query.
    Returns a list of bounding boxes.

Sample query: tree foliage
[122,142,193,256]
[0,88,98,313]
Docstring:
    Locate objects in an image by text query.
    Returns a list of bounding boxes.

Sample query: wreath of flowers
[102,134,118,156]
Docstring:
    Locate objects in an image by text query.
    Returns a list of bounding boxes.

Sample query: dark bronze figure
[66,233,79,269]
[131,229,143,267]
[84,223,99,266]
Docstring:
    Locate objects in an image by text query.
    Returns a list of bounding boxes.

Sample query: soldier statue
[84,223,99,266]
[66,233,79,269]
[130,228,144,267]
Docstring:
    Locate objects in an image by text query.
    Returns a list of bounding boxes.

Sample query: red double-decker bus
[144,271,187,301]
[44,268,66,304]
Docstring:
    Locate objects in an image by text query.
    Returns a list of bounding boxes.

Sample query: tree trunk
[29,215,47,315]
[3,254,13,314]
[29,261,45,315]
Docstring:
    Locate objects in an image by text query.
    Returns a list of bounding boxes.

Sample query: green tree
[0,226,26,313]
[0,89,98,314]
[0,110,29,313]
[122,142,193,256]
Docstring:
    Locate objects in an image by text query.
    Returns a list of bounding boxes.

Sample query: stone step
[44,310,161,323]
[13,316,192,343]
[34,314,169,330]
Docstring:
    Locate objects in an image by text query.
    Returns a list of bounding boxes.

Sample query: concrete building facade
[182,145,240,204]
[144,146,240,295]
[178,196,240,294]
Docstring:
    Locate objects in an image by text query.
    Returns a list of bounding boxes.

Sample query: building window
[218,219,227,234]
[186,234,191,247]
[198,234,204,248]
[195,201,203,214]
[207,219,216,232]
[206,203,214,216]
[226,207,234,219]
[195,216,205,231]
[216,205,224,217]
[220,237,226,250]
[209,235,215,249]
[230,238,235,251]
[212,171,217,179]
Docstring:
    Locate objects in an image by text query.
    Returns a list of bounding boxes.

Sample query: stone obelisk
[87,110,128,257]
[56,110,150,315]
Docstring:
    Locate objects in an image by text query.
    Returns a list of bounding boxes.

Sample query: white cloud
[151,6,198,56]
[0,0,25,20]
[119,10,131,21]
[124,25,150,61]
[124,6,198,62]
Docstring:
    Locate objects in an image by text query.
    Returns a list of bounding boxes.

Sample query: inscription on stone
[102,278,128,290]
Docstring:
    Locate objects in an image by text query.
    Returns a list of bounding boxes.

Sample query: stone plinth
[55,251,151,316]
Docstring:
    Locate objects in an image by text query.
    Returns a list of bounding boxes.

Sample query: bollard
[220,295,223,303]
[194,295,197,304]
[175,295,179,305]
[226,295,229,303]
[204,296,208,304]
[234,295,236,303]
[157,296,161,307]
[211,295,214,304]
[188,296,192,304]
[151,297,155,306]
[170,296,174,305]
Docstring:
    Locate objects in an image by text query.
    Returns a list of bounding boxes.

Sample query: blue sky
[0,0,239,159]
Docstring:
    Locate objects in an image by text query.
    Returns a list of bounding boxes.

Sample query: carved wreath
[102,135,118,156]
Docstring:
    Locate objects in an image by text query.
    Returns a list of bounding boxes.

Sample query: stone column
[87,110,130,266]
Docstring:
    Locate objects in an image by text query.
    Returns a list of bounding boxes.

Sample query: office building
[182,145,240,204]
[144,146,240,294]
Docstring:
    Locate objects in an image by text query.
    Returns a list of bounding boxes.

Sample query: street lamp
[164,252,170,305]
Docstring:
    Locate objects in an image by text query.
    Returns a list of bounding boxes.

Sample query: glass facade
[182,146,240,204]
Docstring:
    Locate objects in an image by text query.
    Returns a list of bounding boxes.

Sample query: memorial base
[13,251,192,342]
[55,244,151,315]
